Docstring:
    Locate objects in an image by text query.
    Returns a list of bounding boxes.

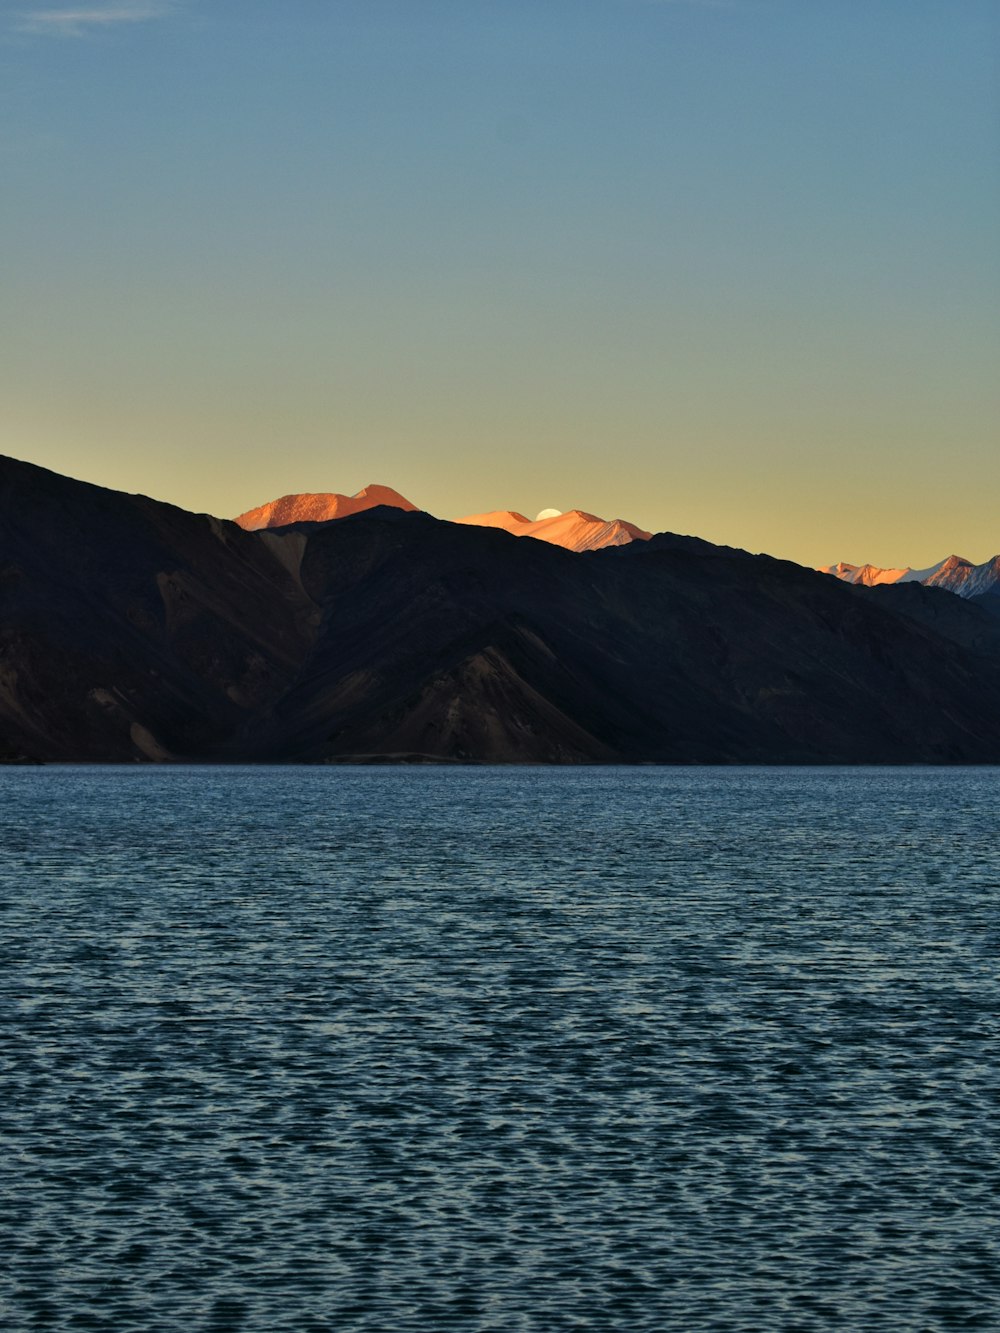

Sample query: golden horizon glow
[1,2,997,570]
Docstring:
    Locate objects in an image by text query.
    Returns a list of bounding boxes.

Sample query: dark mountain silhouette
[3,454,1000,764]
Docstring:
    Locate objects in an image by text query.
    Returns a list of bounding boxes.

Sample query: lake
[1,766,997,1331]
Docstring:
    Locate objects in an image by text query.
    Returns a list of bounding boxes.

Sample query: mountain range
[4,455,1000,764]
[235,486,650,554]
[235,484,418,531]
[821,554,1000,607]
[237,486,1000,605]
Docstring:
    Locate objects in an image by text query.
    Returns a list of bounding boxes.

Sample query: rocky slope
[5,454,1000,764]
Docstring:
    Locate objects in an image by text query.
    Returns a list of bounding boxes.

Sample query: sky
[1,0,997,567]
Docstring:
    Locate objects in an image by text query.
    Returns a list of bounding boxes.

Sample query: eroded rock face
[5,453,1000,764]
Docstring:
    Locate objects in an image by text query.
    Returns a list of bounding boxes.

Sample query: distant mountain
[234,487,650,552]
[456,508,651,553]
[235,484,417,530]
[821,553,1000,600]
[819,560,911,587]
[6,453,1000,764]
[920,555,1000,598]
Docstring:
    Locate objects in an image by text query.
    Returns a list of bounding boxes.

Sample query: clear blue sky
[1,0,997,565]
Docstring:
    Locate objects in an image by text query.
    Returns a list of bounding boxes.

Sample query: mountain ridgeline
[3,455,1000,764]
[235,486,651,554]
[821,554,1000,609]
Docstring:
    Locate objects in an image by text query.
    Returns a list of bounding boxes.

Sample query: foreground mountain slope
[864,582,1000,656]
[5,455,1000,763]
[0,456,316,761]
[211,517,1000,762]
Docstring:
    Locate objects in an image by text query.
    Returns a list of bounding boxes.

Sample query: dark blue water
[1,767,998,1332]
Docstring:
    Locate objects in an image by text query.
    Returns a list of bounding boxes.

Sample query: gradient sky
[1,0,997,567]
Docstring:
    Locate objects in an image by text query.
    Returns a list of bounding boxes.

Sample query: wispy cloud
[16,2,173,37]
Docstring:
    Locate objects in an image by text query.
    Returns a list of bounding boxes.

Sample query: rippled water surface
[1,766,998,1331]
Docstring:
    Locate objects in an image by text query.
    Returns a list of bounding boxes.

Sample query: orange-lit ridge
[455,508,651,553]
[818,560,910,588]
[820,554,1000,599]
[234,485,417,531]
[234,487,651,553]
